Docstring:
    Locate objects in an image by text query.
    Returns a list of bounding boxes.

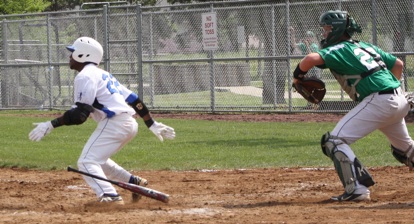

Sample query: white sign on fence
[201,12,218,51]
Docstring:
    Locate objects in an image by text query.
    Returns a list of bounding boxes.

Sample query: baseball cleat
[99,193,124,205]
[130,176,148,202]
[331,192,370,201]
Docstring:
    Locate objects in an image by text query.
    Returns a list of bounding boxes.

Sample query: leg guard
[391,144,414,169]
[321,132,375,194]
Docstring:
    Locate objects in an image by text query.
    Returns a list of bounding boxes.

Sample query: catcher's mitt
[292,77,326,104]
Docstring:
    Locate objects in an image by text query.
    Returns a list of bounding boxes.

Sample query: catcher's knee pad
[321,132,375,193]
[321,132,341,158]
[391,144,414,169]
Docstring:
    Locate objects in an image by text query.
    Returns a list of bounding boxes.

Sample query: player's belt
[378,88,399,95]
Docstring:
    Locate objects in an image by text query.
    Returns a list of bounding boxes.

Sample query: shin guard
[321,132,375,193]
[391,144,414,170]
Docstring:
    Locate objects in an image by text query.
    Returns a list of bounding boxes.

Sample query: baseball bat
[67,166,169,203]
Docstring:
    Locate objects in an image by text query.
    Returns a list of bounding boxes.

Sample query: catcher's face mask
[318,10,362,48]
[321,25,332,39]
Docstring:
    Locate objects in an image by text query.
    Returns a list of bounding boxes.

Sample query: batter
[29,37,175,204]
[293,10,414,201]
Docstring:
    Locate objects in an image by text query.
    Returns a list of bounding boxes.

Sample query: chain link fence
[1,0,413,113]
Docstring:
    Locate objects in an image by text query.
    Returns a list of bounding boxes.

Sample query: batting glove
[29,121,54,141]
[149,121,175,142]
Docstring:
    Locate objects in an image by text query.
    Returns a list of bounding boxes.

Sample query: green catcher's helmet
[319,10,362,48]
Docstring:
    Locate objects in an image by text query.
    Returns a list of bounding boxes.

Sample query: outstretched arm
[126,93,155,128]
[126,93,175,141]
[29,103,94,141]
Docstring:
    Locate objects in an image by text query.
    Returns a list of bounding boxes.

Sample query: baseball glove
[292,77,326,104]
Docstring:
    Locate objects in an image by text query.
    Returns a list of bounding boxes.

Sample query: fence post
[46,14,53,110]
[148,12,154,105]
[103,5,110,72]
[136,4,144,101]
[209,3,216,112]
[286,0,292,112]
[1,19,8,108]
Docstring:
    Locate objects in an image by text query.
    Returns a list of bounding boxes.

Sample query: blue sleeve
[125,92,139,104]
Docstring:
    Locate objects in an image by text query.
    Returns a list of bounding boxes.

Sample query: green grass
[151,76,355,108]
[153,90,263,107]
[0,111,405,171]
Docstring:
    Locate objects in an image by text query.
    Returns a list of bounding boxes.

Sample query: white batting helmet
[66,37,103,65]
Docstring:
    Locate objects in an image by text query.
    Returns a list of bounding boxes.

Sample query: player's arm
[125,92,155,128]
[50,102,94,127]
[293,52,325,82]
[125,92,175,141]
[118,84,154,126]
[51,75,96,127]
[390,58,403,80]
[371,44,403,80]
[28,102,94,141]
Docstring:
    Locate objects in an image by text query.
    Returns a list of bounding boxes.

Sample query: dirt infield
[2,167,414,224]
[2,113,414,224]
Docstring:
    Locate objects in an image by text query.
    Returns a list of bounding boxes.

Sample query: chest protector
[330,69,360,101]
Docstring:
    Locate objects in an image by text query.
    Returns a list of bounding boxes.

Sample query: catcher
[293,10,414,201]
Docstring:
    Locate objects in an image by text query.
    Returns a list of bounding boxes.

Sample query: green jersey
[317,40,400,101]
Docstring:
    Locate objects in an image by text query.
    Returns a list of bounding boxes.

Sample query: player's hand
[29,121,54,141]
[406,93,414,111]
[149,121,175,142]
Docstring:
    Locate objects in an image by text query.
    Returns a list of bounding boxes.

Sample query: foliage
[0,0,160,13]
[46,0,83,11]
[0,0,51,14]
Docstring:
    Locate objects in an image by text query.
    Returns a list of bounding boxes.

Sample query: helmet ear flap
[346,15,362,36]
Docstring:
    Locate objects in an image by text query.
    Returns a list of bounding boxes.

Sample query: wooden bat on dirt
[67,166,169,203]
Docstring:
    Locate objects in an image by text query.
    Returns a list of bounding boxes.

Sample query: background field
[0,111,403,170]
[1,111,413,224]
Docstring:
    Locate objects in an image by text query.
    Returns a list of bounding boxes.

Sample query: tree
[0,0,51,14]
[45,0,163,11]
[0,0,202,15]
[45,0,83,11]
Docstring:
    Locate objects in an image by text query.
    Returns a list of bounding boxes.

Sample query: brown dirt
[2,112,414,224]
